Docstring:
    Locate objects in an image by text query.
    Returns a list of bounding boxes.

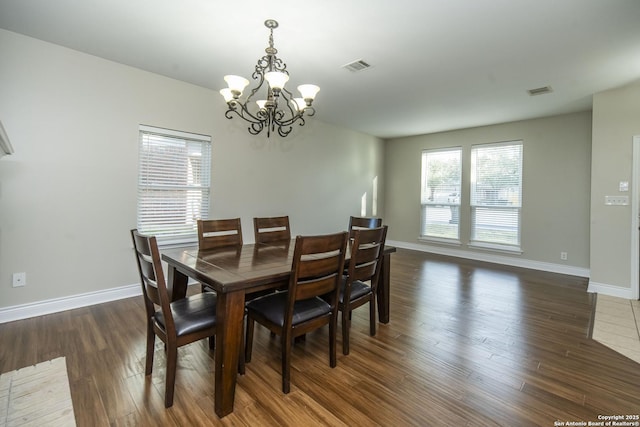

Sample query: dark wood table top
[162,240,396,294]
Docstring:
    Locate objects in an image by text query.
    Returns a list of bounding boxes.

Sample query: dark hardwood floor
[1,249,639,426]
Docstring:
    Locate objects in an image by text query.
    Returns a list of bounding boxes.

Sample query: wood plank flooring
[1,249,639,426]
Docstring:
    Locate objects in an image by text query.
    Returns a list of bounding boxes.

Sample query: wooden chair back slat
[289,232,348,305]
[131,230,174,333]
[348,216,383,238]
[254,216,291,243]
[198,218,243,250]
[347,226,387,290]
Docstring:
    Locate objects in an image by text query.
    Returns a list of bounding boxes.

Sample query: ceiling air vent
[342,59,372,73]
[527,86,553,96]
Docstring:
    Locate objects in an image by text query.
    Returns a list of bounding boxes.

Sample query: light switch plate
[605,195,629,205]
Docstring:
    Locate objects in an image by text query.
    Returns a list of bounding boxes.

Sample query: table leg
[166,265,188,302]
[214,290,246,417]
[377,253,391,324]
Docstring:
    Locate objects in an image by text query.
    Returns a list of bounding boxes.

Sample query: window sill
[468,241,522,254]
[418,236,462,246]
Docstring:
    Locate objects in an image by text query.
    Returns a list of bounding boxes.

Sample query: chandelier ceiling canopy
[220,19,319,138]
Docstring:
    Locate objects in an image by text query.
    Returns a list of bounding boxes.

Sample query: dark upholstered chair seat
[339,278,370,304]
[246,292,331,327]
[154,292,217,337]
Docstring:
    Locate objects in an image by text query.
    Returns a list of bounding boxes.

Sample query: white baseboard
[587,281,635,299]
[388,239,591,278]
[0,284,142,324]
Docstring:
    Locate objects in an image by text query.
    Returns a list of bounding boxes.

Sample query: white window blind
[470,141,523,249]
[137,125,211,245]
[420,148,462,240]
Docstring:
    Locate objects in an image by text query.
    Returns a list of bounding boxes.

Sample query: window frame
[420,147,463,243]
[469,140,523,252]
[137,125,211,246]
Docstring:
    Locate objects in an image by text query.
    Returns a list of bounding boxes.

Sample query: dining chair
[197,218,243,292]
[345,216,383,274]
[197,218,243,250]
[339,225,388,355]
[244,231,349,393]
[348,215,383,237]
[130,229,219,408]
[253,215,291,244]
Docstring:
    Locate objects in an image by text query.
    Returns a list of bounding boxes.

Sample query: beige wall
[590,79,640,298]
[384,112,592,272]
[2,27,638,314]
[0,29,384,309]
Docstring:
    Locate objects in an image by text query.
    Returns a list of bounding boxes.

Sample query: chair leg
[369,295,377,336]
[329,316,337,368]
[282,333,291,394]
[245,316,255,363]
[342,309,350,355]
[164,344,178,408]
[209,335,215,351]
[145,323,155,375]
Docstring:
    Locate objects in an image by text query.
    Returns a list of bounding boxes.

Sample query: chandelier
[219,19,320,138]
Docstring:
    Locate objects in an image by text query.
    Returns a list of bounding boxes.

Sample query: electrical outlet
[12,272,26,287]
[560,252,568,261]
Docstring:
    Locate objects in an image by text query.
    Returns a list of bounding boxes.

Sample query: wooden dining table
[161,239,396,418]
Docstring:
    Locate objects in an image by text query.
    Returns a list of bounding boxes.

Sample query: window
[137,125,211,245]
[470,141,523,250]
[420,148,462,240]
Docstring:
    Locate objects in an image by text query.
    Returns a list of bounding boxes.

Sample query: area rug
[0,357,76,426]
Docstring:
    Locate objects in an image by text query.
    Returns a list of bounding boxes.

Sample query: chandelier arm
[242,62,265,103]
[275,91,305,126]
[248,121,265,135]
[279,87,298,116]
[277,125,293,138]
[269,87,304,127]
[224,102,267,126]
[278,114,306,128]
[264,108,293,137]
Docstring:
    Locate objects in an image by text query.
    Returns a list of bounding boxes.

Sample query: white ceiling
[1,0,640,139]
